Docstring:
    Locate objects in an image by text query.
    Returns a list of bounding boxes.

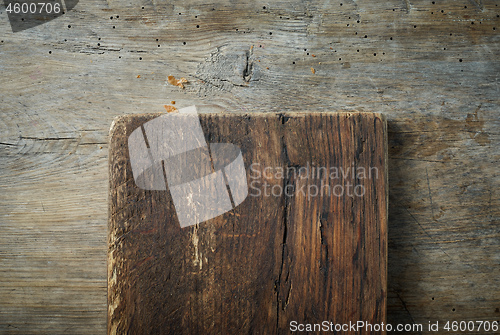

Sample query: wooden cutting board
[108,108,387,334]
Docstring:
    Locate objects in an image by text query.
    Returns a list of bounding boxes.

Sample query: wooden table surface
[0,0,499,334]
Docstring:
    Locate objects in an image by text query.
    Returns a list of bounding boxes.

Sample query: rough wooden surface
[108,112,387,334]
[0,0,499,334]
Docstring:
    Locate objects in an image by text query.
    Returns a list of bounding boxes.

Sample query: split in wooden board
[108,108,388,334]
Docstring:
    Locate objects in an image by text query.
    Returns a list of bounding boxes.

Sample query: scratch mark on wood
[405,207,451,259]
[426,167,435,218]
[192,225,202,270]
[79,142,107,145]
[405,208,432,240]
[403,0,411,14]
[395,292,423,335]
[133,255,154,270]
[19,136,77,141]
[465,104,490,146]
[390,157,448,163]
[242,47,254,82]
[219,231,261,238]
[468,0,484,11]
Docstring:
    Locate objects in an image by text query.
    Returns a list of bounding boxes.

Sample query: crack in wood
[276,115,294,329]
[19,136,77,141]
[242,48,253,82]
[276,137,291,331]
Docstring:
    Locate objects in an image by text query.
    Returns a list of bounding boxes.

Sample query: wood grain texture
[0,0,499,333]
[108,111,387,334]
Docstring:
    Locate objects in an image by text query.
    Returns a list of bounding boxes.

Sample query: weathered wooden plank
[0,0,499,333]
[108,111,387,334]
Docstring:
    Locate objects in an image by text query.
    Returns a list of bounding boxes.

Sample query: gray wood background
[0,0,498,334]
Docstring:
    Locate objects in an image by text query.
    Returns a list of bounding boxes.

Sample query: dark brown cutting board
[108,108,387,334]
